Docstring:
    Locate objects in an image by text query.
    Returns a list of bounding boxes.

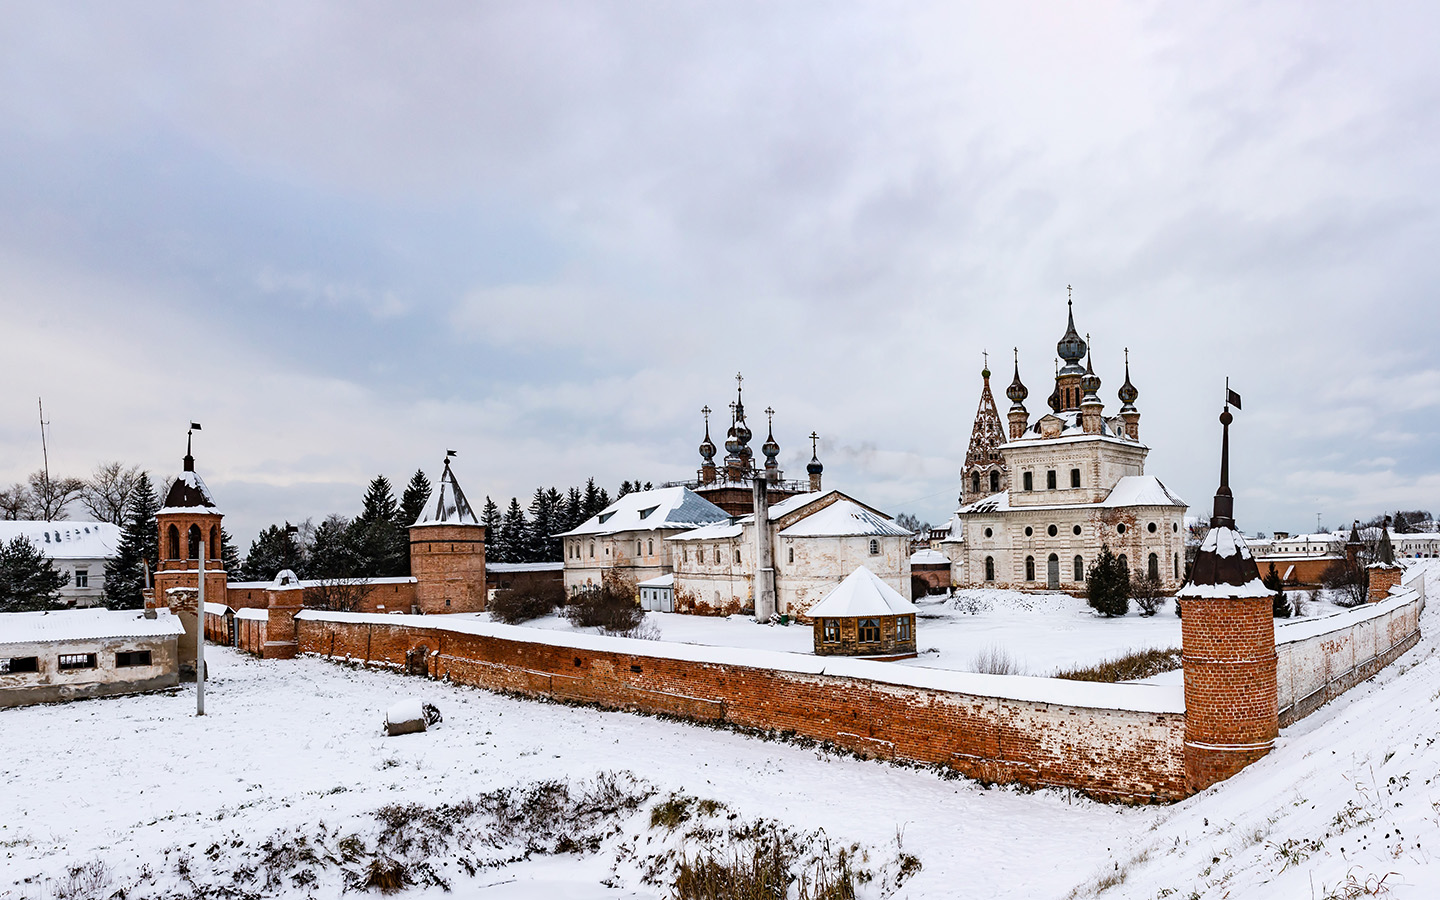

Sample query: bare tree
[81,462,144,525]
[0,484,29,520]
[26,470,86,521]
[303,576,375,613]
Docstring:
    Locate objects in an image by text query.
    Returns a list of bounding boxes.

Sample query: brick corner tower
[1179,394,1277,794]
[408,454,486,613]
[152,427,227,678]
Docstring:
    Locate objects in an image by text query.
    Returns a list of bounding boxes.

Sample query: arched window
[1022,472,1033,492]
[187,525,202,560]
[734,548,741,564]
[210,525,219,561]
[636,540,642,556]
[868,539,880,556]
[788,546,794,564]
[989,471,1000,493]
[1074,555,1084,581]
[984,556,995,581]
[1148,553,1159,580]
[647,539,654,555]
[971,472,981,495]
[1025,555,1035,581]
[697,547,704,564]
[1174,553,1180,579]
[167,524,180,560]
[589,542,595,558]
[1117,553,1128,572]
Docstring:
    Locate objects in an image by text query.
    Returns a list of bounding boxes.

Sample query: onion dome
[734,418,752,447]
[699,410,717,462]
[762,408,780,462]
[724,420,741,456]
[1047,381,1062,413]
[807,432,824,475]
[1117,349,1139,408]
[1005,349,1029,405]
[1081,345,1102,399]
[1056,293,1087,374]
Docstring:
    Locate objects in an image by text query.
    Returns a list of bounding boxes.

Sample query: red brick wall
[1181,595,1278,792]
[296,616,1187,802]
[408,523,486,613]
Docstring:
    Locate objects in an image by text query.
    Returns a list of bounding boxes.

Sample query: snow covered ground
[3,563,1437,899]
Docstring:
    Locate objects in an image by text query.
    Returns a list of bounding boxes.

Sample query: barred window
[58,654,97,671]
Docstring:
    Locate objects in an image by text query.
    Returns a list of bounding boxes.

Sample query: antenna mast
[38,397,50,486]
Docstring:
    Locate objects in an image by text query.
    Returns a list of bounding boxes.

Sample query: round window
[1117,523,1127,535]
[1173,522,1179,533]
[1072,525,1082,536]
[1047,524,1058,537]
[1024,526,1034,537]
[1148,522,1158,533]
[984,527,993,538]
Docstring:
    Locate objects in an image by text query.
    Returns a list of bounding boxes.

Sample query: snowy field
[3,563,1438,899]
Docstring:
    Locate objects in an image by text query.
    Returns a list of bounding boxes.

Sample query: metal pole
[197,542,206,716]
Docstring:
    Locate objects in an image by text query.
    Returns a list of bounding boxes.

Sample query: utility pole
[197,540,206,716]
[38,398,51,519]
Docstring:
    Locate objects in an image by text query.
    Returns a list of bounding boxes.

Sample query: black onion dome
[807,456,823,475]
[1081,349,1101,396]
[1047,383,1062,412]
[1118,355,1139,406]
[699,426,717,462]
[724,424,741,456]
[1006,353,1028,404]
[1056,299,1087,368]
[762,426,780,461]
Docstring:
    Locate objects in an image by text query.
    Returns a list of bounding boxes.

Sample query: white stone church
[941,299,1188,592]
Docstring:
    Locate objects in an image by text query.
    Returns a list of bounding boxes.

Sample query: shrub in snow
[1130,573,1167,617]
[566,572,645,634]
[1085,543,1130,618]
[1321,559,1368,607]
[488,582,565,624]
[1264,563,1291,618]
[970,644,1022,675]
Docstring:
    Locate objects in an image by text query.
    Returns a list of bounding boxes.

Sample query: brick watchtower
[151,431,227,678]
[1179,398,1276,793]
[408,455,486,613]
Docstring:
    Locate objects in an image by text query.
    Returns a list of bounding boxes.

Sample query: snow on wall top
[1274,585,1421,645]
[556,487,729,537]
[806,566,920,618]
[778,500,912,538]
[958,475,1186,516]
[910,549,952,565]
[637,573,674,588]
[1007,410,1147,448]
[0,608,185,646]
[487,562,564,573]
[159,470,221,515]
[296,610,1186,714]
[0,521,121,560]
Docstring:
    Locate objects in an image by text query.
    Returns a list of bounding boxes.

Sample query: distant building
[0,521,121,608]
[808,566,919,658]
[0,607,183,708]
[943,299,1188,592]
[668,490,913,617]
[637,573,675,612]
[909,548,951,595]
[557,487,730,594]
[486,562,564,599]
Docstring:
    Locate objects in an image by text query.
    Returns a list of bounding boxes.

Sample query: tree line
[481,478,652,564]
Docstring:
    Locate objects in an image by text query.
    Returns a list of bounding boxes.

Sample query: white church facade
[943,299,1188,592]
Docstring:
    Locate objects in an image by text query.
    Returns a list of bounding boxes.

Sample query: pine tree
[563,487,583,531]
[220,527,243,580]
[498,498,528,563]
[527,487,562,562]
[618,480,635,498]
[351,475,407,576]
[306,515,362,579]
[240,524,307,582]
[481,496,501,557]
[399,468,433,528]
[1264,562,1291,618]
[0,536,69,612]
[102,472,159,609]
[1085,543,1130,617]
[582,478,603,519]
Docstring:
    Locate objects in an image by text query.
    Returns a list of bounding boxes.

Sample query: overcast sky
[2,2,1438,548]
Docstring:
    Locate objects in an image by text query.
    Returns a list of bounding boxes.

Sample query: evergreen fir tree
[527,487,563,562]
[0,536,69,612]
[1264,562,1291,618]
[241,524,307,582]
[581,478,603,519]
[1085,543,1130,617]
[563,487,583,531]
[306,515,362,579]
[399,468,432,527]
[220,527,243,580]
[596,488,611,511]
[618,480,635,498]
[351,475,408,576]
[498,498,528,563]
[102,471,159,610]
[481,496,501,557]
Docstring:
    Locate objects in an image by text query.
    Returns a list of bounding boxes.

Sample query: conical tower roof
[1179,405,1267,598]
[413,457,479,526]
[962,361,1008,498]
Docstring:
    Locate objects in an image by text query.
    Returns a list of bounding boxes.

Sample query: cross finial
[1124,347,1129,364]
[1067,284,1072,306]
[701,405,711,425]
[983,349,989,370]
[735,372,743,393]
[809,431,819,455]
[1013,346,1018,364]
[765,406,774,427]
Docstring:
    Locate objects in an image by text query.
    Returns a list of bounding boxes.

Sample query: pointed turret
[1053,288,1087,410]
[1005,348,1029,440]
[962,355,1010,502]
[807,431,824,491]
[1080,342,1104,435]
[414,456,479,526]
[762,407,780,484]
[1118,348,1141,441]
[698,406,718,485]
[409,454,486,613]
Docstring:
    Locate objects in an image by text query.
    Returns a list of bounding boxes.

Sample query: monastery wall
[1274,575,1425,728]
[293,611,1187,802]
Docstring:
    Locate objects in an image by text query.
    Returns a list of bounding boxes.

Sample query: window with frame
[990,470,1001,493]
[984,556,995,581]
[857,618,880,643]
[822,619,840,643]
[1148,552,1160,580]
[589,542,595,558]
[75,568,89,588]
[1025,556,1035,581]
[1046,470,1057,490]
[787,546,794,564]
[868,539,880,555]
[1,656,39,674]
[1022,472,1033,491]
[1070,468,1081,488]
[1118,553,1128,571]
[58,653,97,671]
[648,539,654,555]
[115,650,152,668]
[896,616,912,642]
[1074,555,1084,581]
[734,549,741,564]
[971,472,981,494]
[636,541,643,556]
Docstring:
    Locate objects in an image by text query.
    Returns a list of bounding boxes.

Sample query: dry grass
[971,645,1024,675]
[1053,648,1182,683]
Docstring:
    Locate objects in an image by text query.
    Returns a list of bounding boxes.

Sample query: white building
[556,487,730,594]
[0,607,183,707]
[0,521,122,607]
[943,301,1188,592]
[668,490,913,618]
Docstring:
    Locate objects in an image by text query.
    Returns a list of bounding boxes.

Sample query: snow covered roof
[637,573,675,588]
[1006,410,1146,448]
[668,519,745,541]
[0,608,185,646]
[159,470,221,515]
[778,500,912,538]
[807,566,920,618]
[958,475,1186,516]
[1178,525,1269,599]
[204,602,232,616]
[910,549,951,565]
[487,562,565,573]
[556,487,729,537]
[413,459,480,527]
[0,521,121,560]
